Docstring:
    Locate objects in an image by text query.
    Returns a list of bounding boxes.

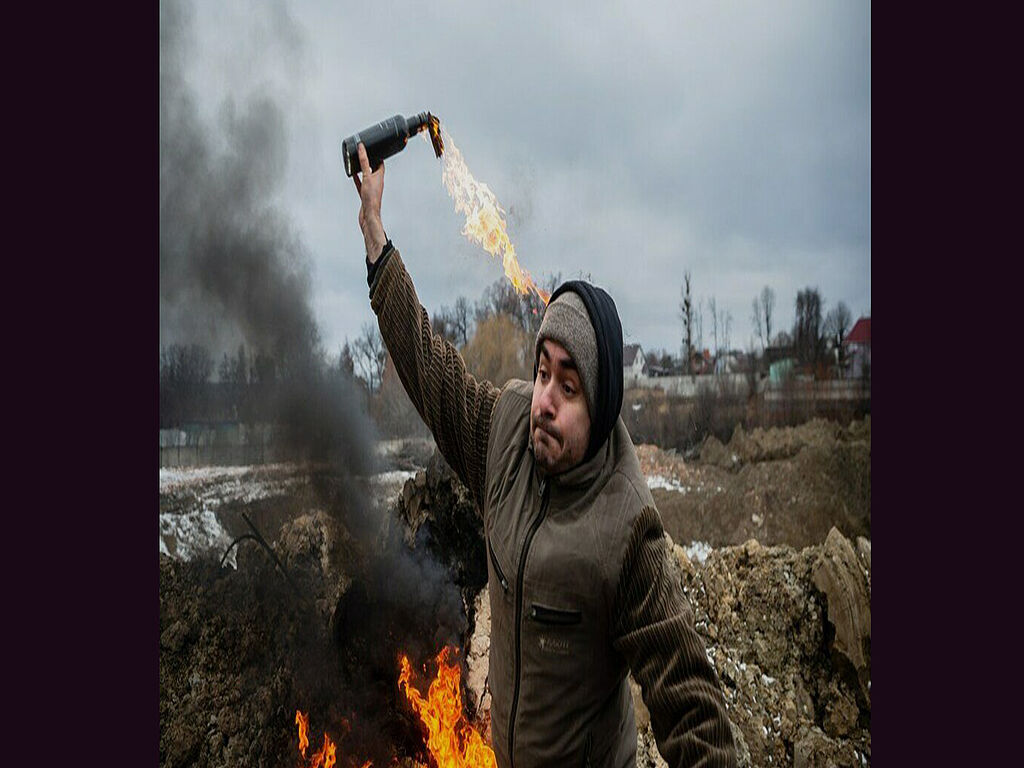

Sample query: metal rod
[241,511,305,600]
[219,533,259,568]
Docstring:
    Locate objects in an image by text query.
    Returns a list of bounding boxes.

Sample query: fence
[625,373,755,397]
[763,378,870,404]
[159,423,282,468]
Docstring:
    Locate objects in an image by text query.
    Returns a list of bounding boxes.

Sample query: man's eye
[563,383,575,396]
[539,369,549,381]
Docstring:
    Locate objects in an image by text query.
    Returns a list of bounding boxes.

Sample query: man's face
[530,339,591,475]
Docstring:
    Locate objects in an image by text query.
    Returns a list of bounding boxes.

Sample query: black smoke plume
[160,0,467,759]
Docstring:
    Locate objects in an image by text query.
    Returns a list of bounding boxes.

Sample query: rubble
[680,530,871,766]
[812,528,871,707]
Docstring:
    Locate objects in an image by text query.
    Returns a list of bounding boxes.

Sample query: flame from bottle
[398,647,497,768]
[430,129,550,306]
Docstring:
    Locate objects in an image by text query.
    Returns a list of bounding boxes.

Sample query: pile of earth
[160,442,496,768]
[159,500,484,768]
[642,417,870,549]
[160,511,357,767]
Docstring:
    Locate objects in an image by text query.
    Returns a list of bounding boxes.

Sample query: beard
[531,417,584,475]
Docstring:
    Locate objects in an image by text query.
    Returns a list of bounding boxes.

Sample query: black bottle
[341,112,443,177]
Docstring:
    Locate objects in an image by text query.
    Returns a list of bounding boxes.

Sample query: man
[351,144,736,767]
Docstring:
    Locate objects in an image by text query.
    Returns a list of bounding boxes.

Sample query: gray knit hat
[534,290,598,416]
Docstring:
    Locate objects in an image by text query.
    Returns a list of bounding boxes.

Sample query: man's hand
[352,142,388,262]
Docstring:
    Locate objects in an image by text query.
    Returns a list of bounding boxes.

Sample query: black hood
[535,280,624,463]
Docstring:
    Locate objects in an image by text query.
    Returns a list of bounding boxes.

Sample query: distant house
[769,357,797,384]
[844,317,871,379]
[623,344,647,379]
[764,344,795,366]
[688,348,712,375]
[714,351,743,375]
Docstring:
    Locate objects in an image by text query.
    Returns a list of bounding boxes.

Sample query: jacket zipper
[583,730,592,767]
[508,477,550,768]
[487,535,509,592]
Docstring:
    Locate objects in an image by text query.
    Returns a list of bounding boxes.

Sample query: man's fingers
[357,142,371,176]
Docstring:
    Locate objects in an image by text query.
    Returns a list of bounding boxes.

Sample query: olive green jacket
[370,249,736,768]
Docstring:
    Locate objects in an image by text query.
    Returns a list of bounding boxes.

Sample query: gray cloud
[171,0,869,360]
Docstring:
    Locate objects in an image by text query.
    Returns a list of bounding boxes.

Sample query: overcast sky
[165,0,869,361]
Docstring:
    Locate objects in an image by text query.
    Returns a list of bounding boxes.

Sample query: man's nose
[537,380,557,419]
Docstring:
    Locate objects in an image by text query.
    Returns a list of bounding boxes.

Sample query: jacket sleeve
[368,246,499,511]
[612,507,737,768]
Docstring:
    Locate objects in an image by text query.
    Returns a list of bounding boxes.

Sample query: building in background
[844,317,871,379]
[623,344,647,380]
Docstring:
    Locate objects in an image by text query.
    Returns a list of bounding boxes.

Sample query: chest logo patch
[538,635,571,656]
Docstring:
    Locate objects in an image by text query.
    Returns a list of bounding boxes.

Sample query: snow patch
[646,475,689,493]
[160,509,235,567]
[370,470,417,486]
[159,463,296,495]
[684,540,713,565]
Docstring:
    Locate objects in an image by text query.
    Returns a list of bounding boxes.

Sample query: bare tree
[761,286,775,347]
[159,343,215,425]
[431,307,459,346]
[824,301,853,372]
[744,338,760,398]
[453,296,471,348]
[694,298,705,363]
[720,307,733,358]
[680,273,694,374]
[794,288,825,368]
[352,322,387,394]
[752,297,764,351]
[338,342,354,377]
[773,330,793,348]
[475,274,557,338]
[707,301,732,373]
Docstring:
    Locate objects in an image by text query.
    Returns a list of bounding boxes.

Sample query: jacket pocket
[487,535,509,592]
[528,602,582,626]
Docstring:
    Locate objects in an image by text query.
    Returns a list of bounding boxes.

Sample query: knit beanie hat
[534,290,598,417]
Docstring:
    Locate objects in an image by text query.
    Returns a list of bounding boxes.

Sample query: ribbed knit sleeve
[612,507,737,768]
[369,248,499,511]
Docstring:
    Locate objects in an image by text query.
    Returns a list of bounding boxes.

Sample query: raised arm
[613,507,738,767]
[352,143,499,510]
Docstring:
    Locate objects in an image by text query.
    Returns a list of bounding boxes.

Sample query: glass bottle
[341,112,443,177]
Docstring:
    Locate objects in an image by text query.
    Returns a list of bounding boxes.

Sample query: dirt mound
[651,417,870,549]
[160,500,484,767]
[398,450,489,596]
[160,450,496,768]
[701,417,869,470]
[160,512,356,767]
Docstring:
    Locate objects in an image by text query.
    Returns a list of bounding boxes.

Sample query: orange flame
[295,710,365,768]
[433,128,550,306]
[296,710,310,758]
[398,646,497,768]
